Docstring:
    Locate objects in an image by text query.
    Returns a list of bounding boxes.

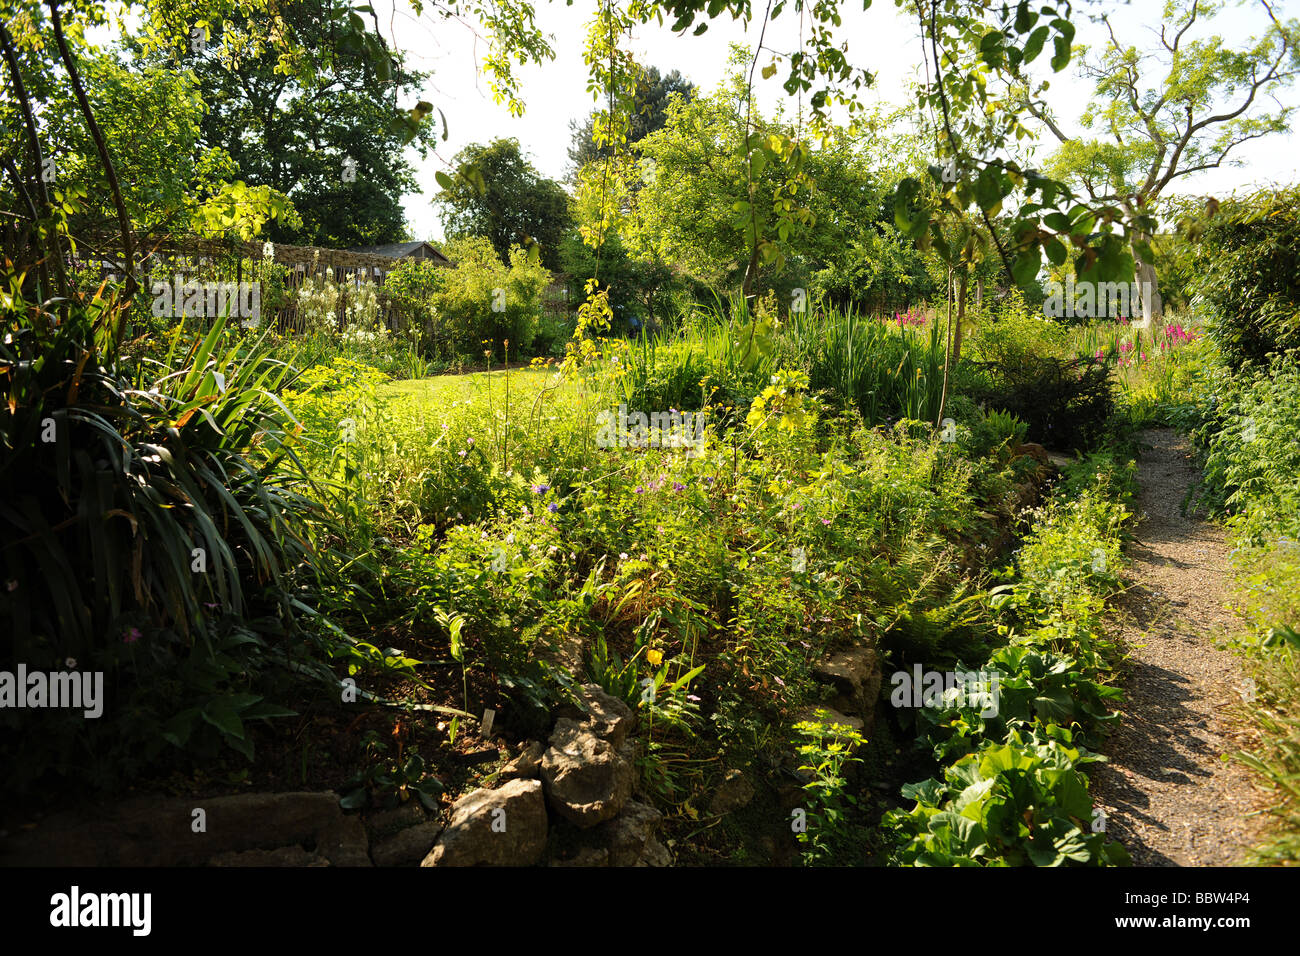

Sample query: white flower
[262,241,275,261]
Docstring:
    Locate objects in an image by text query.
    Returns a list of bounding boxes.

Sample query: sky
[92,0,1300,241]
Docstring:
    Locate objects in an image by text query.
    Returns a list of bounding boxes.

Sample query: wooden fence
[76,235,453,336]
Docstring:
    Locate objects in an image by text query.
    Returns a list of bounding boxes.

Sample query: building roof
[347,241,452,264]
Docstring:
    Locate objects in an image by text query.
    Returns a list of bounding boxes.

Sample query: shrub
[431,236,551,359]
[0,302,334,788]
[964,354,1115,452]
[1190,186,1300,365]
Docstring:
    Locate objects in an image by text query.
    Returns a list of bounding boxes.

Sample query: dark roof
[348,241,452,263]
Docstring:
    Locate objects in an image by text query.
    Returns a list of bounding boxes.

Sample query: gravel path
[1090,428,1268,866]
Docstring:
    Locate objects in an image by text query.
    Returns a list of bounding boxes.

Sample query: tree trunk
[1133,253,1163,329]
[953,268,968,365]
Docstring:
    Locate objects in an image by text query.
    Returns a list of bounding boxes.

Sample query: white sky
[92,0,1300,240]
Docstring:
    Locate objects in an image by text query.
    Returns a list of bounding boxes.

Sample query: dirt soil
[1091,428,1269,865]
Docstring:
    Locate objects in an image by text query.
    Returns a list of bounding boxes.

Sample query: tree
[1027,0,1300,322]
[6,42,271,242]
[567,65,695,180]
[436,138,573,271]
[169,2,435,247]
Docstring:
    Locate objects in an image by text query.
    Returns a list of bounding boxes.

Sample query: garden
[2,0,1299,878]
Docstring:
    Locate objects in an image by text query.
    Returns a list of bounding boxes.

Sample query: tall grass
[783,305,946,425]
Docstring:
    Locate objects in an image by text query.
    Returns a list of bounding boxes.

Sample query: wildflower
[458,450,466,457]
[635,486,646,494]
[646,649,663,666]
[123,627,142,644]
[532,484,550,494]
[619,552,629,560]
[822,518,831,525]
[672,481,685,492]
[547,503,559,513]
[466,437,474,446]
[65,657,76,669]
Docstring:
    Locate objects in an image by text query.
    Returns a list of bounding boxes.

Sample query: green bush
[1191,186,1300,365]
[0,302,335,789]
[431,236,551,359]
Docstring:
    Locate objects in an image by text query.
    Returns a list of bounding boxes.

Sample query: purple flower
[635,486,646,494]
[123,627,142,645]
[547,503,559,513]
[703,476,714,485]
[672,481,685,492]
[532,484,550,494]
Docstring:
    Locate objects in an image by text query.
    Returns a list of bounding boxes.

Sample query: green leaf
[339,788,369,810]
[1012,249,1042,287]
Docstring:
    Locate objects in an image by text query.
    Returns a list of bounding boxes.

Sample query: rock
[421,779,547,867]
[556,684,636,747]
[541,718,634,828]
[590,800,663,866]
[1016,441,1051,464]
[549,800,673,867]
[810,644,881,718]
[500,740,545,781]
[794,706,865,734]
[208,846,326,867]
[0,791,367,867]
[371,822,442,867]
[317,812,373,867]
[709,769,755,816]
[637,837,672,867]
[365,802,427,840]
[549,845,610,867]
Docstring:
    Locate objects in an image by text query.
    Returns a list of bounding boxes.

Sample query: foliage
[886,722,1130,867]
[568,65,696,177]
[168,0,435,247]
[437,138,573,271]
[793,713,867,865]
[0,296,337,786]
[339,729,445,811]
[1186,186,1300,365]
[429,236,552,359]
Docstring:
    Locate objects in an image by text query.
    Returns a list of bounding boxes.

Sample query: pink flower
[821,518,831,525]
[123,627,142,644]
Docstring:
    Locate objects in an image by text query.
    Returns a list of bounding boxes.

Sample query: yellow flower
[646,649,663,666]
